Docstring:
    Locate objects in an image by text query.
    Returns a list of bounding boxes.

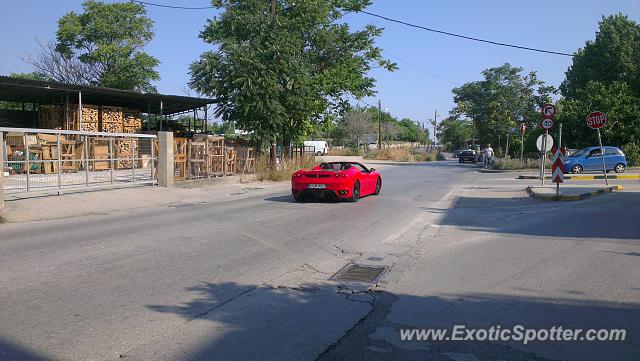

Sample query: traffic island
[519,174,640,180]
[526,185,622,201]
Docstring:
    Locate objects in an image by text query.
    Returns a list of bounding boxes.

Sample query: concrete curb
[526,185,623,201]
[519,174,640,180]
[478,169,516,173]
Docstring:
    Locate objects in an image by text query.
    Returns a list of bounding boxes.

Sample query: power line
[132,1,574,57]
[382,50,460,86]
[359,10,574,57]
[131,0,213,10]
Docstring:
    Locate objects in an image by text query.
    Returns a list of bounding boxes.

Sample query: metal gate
[1,127,157,194]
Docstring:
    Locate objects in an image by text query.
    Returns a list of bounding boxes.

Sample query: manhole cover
[330,264,388,283]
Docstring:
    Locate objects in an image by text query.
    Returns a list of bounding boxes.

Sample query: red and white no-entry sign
[541,104,556,118]
[586,111,608,129]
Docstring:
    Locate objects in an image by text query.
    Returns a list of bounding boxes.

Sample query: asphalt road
[1,161,639,361]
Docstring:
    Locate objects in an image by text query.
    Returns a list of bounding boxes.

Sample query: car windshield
[320,162,351,171]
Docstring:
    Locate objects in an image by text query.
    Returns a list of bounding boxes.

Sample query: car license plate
[308,184,326,189]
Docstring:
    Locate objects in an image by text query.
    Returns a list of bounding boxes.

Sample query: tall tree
[561,14,640,98]
[451,63,556,155]
[557,14,640,165]
[189,0,396,154]
[27,1,160,91]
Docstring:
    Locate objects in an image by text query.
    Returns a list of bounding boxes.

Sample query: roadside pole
[558,123,562,196]
[586,111,609,186]
[597,128,608,185]
[519,122,526,164]
[539,104,557,186]
[540,131,547,186]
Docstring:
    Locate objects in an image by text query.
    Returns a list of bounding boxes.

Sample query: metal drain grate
[330,264,388,283]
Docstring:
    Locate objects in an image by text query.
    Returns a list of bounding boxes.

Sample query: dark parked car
[458,150,477,163]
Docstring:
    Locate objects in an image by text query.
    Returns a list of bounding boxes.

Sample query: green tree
[451,63,555,156]
[557,14,640,165]
[561,14,640,98]
[437,117,473,151]
[53,0,159,91]
[189,0,396,154]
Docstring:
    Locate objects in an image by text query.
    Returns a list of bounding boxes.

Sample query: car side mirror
[369,168,375,172]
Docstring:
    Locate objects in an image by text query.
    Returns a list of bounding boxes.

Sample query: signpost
[551,147,566,196]
[539,104,556,185]
[519,123,526,164]
[586,111,609,185]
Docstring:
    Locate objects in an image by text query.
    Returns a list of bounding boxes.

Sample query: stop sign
[586,111,608,129]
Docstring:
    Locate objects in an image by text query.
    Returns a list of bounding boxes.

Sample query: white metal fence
[1,127,157,194]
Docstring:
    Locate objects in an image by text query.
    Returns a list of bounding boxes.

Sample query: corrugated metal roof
[0,76,216,115]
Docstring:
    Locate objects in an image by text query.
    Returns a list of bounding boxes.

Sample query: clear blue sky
[1,0,638,125]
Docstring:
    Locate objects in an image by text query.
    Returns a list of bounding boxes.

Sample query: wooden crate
[174,137,188,180]
[225,147,237,174]
[236,147,256,173]
[90,139,111,171]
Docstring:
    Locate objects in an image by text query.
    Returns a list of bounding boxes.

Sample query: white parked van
[303,140,328,156]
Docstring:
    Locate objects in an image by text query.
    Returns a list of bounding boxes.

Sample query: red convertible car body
[291,161,382,202]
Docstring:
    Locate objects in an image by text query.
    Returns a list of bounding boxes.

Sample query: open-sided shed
[0,75,216,132]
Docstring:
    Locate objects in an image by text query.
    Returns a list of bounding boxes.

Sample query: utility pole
[433,109,437,146]
[378,99,382,149]
[270,0,277,166]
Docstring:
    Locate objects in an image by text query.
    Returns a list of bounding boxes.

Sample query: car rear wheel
[615,163,626,173]
[349,181,360,202]
[458,159,462,163]
[315,151,322,156]
[374,177,382,195]
[571,164,583,174]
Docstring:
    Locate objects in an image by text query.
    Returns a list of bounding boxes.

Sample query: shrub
[622,143,640,167]
[491,158,548,170]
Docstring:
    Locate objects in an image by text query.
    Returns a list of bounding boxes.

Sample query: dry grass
[365,147,442,162]
[254,155,317,182]
[365,147,413,161]
[327,147,363,156]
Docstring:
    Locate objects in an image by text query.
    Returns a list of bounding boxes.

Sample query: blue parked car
[564,146,627,174]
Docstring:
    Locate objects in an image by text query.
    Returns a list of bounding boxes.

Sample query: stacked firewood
[115,139,139,169]
[68,105,99,131]
[101,107,124,133]
[122,110,142,133]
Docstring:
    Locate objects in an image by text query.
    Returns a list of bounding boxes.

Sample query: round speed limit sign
[540,118,554,130]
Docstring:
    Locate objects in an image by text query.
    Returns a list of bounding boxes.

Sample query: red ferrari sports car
[291,161,382,202]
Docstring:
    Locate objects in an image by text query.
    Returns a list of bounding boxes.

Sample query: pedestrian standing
[483,143,494,168]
